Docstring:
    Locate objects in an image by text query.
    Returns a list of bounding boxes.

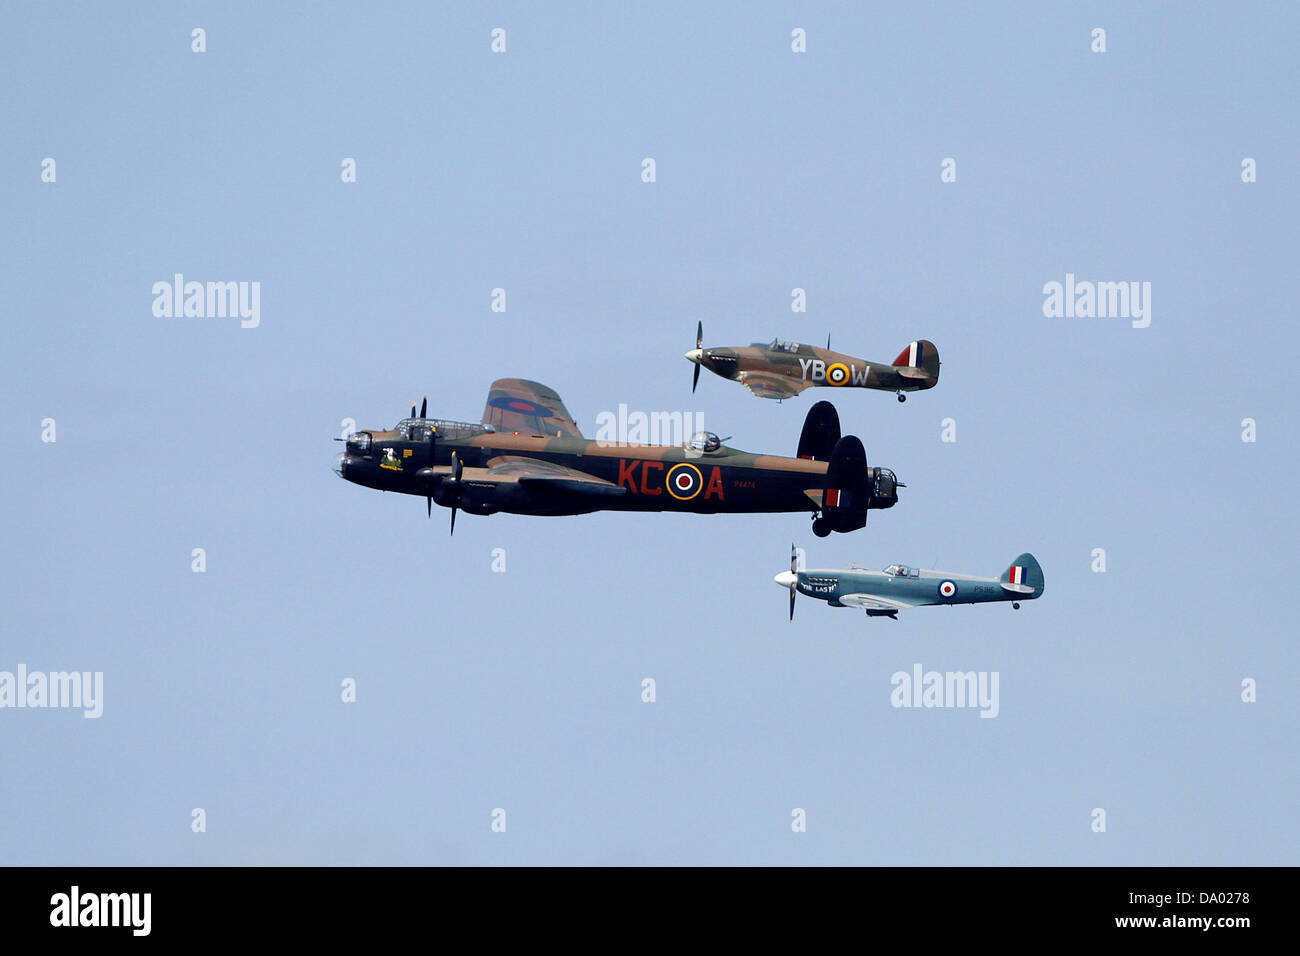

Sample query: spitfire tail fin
[892,339,941,383]
[1000,553,1045,598]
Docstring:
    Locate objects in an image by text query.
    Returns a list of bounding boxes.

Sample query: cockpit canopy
[686,430,723,453]
[390,418,487,442]
[753,337,800,353]
[883,564,919,578]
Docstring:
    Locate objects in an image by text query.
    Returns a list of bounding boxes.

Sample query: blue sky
[1,2,1295,864]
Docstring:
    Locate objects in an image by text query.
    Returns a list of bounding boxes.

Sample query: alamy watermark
[594,404,706,454]
[152,274,260,328]
[1042,273,1150,328]
[0,665,103,718]
[890,663,999,718]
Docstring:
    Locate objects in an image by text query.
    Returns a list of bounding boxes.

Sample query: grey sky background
[2,2,1295,865]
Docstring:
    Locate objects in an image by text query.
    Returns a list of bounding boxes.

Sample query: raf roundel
[664,463,704,500]
[938,579,958,599]
[488,396,554,417]
[826,362,850,386]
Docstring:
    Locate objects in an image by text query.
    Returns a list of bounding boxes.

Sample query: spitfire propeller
[691,319,703,393]
[780,543,799,621]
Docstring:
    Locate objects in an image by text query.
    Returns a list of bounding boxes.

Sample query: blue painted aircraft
[775,546,1045,620]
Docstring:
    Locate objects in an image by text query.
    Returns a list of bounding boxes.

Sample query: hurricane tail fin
[892,339,941,384]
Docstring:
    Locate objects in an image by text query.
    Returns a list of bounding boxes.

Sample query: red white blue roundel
[938,580,958,598]
[488,396,553,417]
[665,463,704,500]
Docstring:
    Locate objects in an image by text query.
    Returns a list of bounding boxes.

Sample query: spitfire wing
[481,456,627,497]
[838,593,919,612]
[737,371,811,401]
[482,379,583,438]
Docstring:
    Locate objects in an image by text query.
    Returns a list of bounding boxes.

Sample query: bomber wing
[478,456,626,497]
[737,371,812,401]
[482,379,583,438]
[837,593,919,612]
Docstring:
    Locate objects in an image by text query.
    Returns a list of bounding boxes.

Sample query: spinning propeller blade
[448,452,463,535]
[692,319,703,393]
[426,426,436,517]
[788,543,798,621]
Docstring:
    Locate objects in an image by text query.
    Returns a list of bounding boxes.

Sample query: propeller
[425,426,437,517]
[788,542,798,621]
[420,396,427,419]
[448,452,463,535]
[692,319,703,393]
[411,402,417,420]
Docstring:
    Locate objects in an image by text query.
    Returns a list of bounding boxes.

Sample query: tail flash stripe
[1009,565,1024,585]
[894,341,922,367]
[825,488,841,508]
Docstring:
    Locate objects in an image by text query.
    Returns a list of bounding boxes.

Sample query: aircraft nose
[685,348,703,364]
[773,570,797,589]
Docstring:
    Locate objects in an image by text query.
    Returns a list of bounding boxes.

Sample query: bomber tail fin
[797,401,841,461]
[1000,553,1045,597]
[892,339,941,384]
[821,435,870,532]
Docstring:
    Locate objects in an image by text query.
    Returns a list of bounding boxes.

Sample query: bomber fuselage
[337,420,900,518]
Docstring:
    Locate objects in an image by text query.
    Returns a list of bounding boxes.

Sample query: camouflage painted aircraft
[685,320,940,401]
[334,381,901,536]
[775,546,1045,620]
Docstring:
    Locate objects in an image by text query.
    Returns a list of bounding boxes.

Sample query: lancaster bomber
[335,380,901,536]
[775,547,1044,620]
[685,320,940,401]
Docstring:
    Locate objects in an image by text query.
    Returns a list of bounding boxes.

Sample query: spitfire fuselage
[776,553,1044,618]
[797,567,1018,608]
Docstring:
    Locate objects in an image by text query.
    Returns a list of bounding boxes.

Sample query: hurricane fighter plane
[775,547,1044,620]
[334,380,901,536]
[685,321,940,401]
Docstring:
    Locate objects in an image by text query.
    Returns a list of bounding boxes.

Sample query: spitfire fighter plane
[774,547,1044,620]
[335,381,902,536]
[685,321,940,401]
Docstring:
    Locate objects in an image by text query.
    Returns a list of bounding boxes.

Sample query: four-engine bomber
[336,381,900,536]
